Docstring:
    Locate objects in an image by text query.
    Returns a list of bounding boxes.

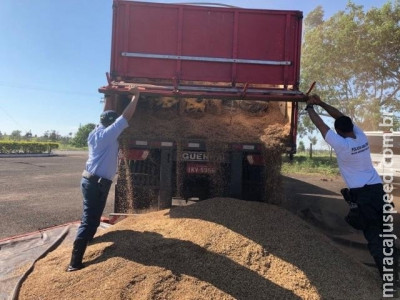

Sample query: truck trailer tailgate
[106,0,304,100]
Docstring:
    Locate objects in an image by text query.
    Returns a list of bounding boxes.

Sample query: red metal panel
[180,7,234,81]
[236,11,302,85]
[110,0,302,90]
[112,1,180,79]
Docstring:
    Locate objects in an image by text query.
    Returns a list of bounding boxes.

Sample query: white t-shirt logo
[351,142,369,155]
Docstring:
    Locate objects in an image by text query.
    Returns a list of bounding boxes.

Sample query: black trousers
[351,183,398,282]
[76,177,112,241]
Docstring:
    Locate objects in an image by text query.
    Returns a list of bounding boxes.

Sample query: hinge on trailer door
[173,76,180,93]
[240,83,249,98]
[106,72,112,86]
[297,11,303,19]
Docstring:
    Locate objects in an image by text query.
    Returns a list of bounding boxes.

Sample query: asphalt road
[0,151,115,240]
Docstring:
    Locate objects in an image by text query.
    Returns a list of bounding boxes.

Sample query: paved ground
[282,172,400,270]
[0,151,115,240]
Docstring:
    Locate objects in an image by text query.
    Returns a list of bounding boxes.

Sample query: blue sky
[0,0,390,137]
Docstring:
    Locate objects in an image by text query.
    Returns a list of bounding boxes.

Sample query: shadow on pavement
[282,174,400,271]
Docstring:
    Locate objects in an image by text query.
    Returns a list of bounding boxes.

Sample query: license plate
[186,163,216,174]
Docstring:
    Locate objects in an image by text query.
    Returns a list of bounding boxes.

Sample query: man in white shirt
[305,94,397,286]
[67,88,141,272]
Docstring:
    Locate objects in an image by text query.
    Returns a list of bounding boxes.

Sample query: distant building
[365,131,400,179]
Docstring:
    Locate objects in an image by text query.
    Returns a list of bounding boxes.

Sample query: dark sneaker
[66,263,84,272]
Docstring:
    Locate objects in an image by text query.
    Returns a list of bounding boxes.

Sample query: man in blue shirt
[67,87,141,272]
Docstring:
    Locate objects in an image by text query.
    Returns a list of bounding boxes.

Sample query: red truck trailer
[99,1,306,210]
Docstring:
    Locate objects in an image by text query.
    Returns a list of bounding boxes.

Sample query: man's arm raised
[305,103,330,139]
[308,94,344,120]
[122,87,144,121]
[103,94,117,111]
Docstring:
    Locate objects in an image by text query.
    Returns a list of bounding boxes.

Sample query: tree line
[0,123,95,148]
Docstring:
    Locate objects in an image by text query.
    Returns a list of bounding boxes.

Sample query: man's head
[100,110,118,127]
[334,116,353,136]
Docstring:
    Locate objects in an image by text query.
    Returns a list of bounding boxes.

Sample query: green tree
[308,136,318,147]
[304,5,324,29]
[10,130,22,141]
[300,1,400,134]
[42,130,50,141]
[298,140,306,152]
[308,136,318,158]
[49,130,60,142]
[24,130,33,140]
[72,123,95,147]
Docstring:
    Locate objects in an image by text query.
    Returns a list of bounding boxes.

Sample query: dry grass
[19,198,381,300]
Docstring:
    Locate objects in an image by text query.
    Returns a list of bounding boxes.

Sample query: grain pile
[19,198,381,300]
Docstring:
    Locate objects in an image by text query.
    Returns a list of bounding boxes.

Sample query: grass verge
[57,144,88,151]
[282,153,340,176]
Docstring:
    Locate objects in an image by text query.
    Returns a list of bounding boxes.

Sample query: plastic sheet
[0,222,110,300]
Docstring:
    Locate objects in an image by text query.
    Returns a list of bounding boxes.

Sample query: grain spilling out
[115,96,291,211]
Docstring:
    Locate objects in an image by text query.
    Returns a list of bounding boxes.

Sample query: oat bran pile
[19,198,381,300]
